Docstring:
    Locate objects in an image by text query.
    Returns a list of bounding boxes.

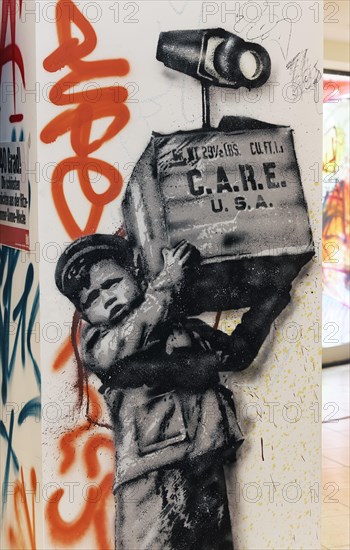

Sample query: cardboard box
[124,116,314,312]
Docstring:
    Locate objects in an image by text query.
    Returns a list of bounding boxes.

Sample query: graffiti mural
[1,1,323,548]
[38,3,322,550]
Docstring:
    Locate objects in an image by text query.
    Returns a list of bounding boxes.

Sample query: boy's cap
[55,234,133,298]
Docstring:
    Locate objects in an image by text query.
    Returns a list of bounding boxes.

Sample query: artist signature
[286,49,322,97]
[233,5,294,60]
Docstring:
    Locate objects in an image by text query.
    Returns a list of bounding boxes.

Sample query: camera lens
[214,35,271,88]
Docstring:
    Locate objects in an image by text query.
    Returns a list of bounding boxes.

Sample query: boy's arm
[99,347,220,390]
[82,241,194,371]
[223,289,291,370]
[186,288,292,372]
[95,288,290,387]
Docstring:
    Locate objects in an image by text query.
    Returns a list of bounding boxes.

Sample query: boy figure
[55,233,294,550]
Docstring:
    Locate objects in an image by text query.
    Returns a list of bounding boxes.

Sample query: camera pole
[201,81,211,129]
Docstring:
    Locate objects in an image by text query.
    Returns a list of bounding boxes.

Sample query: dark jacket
[82,268,290,485]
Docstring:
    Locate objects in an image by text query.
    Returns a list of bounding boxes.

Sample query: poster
[35,2,322,549]
[0,142,30,251]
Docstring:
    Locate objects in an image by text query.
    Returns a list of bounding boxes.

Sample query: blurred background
[322,4,349,549]
[323,1,349,367]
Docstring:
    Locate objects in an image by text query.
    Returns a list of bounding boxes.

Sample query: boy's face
[79,259,140,325]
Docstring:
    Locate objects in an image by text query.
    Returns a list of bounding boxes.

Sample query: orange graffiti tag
[58,384,113,476]
[40,0,130,239]
[41,1,130,547]
[7,468,37,550]
[53,335,73,371]
[46,361,115,549]
[46,384,114,549]
[46,473,114,550]
[48,305,115,549]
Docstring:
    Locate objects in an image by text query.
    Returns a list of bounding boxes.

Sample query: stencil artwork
[55,29,314,550]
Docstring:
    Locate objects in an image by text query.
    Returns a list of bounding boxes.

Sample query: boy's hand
[162,240,198,288]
